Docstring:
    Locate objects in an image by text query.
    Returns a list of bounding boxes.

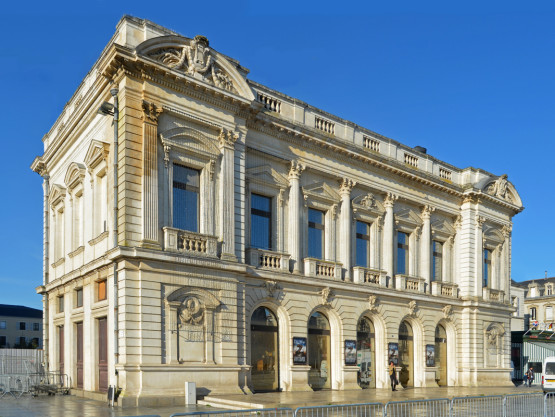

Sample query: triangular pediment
[64,162,86,191]
[84,140,110,170]
[159,127,219,158]
[247,165,288,188]
[136,35,254,101]
[394,207,422,225]
[431,217,456,236]
[302,182,341,203]
[49,184,66,207]
[352,192,384,213]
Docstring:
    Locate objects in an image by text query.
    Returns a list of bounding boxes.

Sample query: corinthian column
[141,100,162,248]
[383,193,398,280]
[288,161,304,272]
[420,205,434,291]
[475,216,486,296]
[339,178,356,281]
[219,128,238,261]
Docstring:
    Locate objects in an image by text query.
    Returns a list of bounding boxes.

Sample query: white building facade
[31,16,523,406]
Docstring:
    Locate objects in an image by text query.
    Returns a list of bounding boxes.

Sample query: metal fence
[451,395,504,417]
[170,408,294,417]
[295,402,384,417]
[0,349,44,374]
[504,393,544,417]
[385,398,450,417]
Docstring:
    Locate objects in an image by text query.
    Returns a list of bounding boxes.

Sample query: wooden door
[76,322,83,388]
[98,318,108,392]
[58,326,64,374]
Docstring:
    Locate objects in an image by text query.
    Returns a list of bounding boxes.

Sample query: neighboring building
[31,16,523,406]
[510,280,526,332]
[0,305,43,349]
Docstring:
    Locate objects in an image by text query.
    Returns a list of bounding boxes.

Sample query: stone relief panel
[484,323,505,368]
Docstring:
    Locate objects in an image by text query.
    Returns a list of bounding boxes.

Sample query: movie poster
[293,337,307,365]
[345,340,357,365]
[388,343,399,365]
[426,344,435,367]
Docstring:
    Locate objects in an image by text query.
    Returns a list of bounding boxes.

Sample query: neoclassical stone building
[31,16,523,406]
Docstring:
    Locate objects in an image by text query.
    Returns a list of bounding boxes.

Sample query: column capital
[218,128,239,149]
[476,215,486,229]
[384,192,398,208]
[142,100,162,124]
[288,160,305,181]
[339,178,356,196]
[421,205,435,220]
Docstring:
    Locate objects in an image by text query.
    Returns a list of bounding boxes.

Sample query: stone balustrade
[304,258,342,280]
[246,248,291,272]
[352,266,387,287]
[163,227,218,258]
[483,287,505,304]
[431,281,459,298]
[395,274,426,293]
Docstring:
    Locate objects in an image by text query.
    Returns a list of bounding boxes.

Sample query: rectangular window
[250,194,272,250]
[548,286,553,296]
[73,192,83,249]
[54,207,64,260]
[483,248,492,287]
[19,322,26,331]
[0,321,6,329]
[0,336,6,348]
[173,165,200,232]
[355,221,370,267]
[531,307,537,320]
[308,208,325,259]
[98,280,107,301]
[94,174,107,236]
[58,295,64,313]
[19,337,26,347]
[432,241,443,282]
[397,231,409,275]
[547,306,554,322]
[33,323,40,331]
[75,288,83,308]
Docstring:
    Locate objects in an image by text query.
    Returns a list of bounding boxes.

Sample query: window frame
[396,230,410,275]
[172,164,201,233]
[57,295,65,313]
[19,322,26,331]
[431,240,443,282]
[75,288,83,308]
[355,220,371,268]
[308,207,326,260]
[0,320,6,329]
[483,248,492,288]
[33,323,40,331]
[97,279,107,302]
[250,193,273,250]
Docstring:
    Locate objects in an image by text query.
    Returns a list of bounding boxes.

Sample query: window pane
[355,221,370,267]
[308,209,324,259]
[397,232,409,275]
[483,249,491,287]
[173,165,199,232]
[251,194,271,250]
[432,241,443,282]
[98,280,107,301]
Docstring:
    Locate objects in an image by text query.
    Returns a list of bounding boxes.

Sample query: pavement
[0,385,544,417]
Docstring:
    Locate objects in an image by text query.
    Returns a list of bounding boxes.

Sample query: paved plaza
[0,385,544,417]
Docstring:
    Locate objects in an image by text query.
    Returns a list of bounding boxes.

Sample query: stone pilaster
[219,128,238,261]
[141,100,162,248]
[420,205,434,290]
[475,215,486,296]
[502,225,512,301]
[339,178,355,281]
[383,193,397,280]
[288,161,304,272]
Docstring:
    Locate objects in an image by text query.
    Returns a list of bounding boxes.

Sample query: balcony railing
[431,281,459,298]
[246,248,291,272]
[163,227,218,258]
[352,266,387,287]
[304,258,342,280]
[483,287,505,304]
[395,274,426,293]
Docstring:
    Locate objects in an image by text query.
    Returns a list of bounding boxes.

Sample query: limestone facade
[31,16,523,406]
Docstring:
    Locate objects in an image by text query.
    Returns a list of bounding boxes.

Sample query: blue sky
[1,1,554,309]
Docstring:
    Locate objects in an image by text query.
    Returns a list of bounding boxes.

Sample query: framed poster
[293,337,307,365]
[388,343,399,365]
[345,340,357,365]
[426,344,435,367]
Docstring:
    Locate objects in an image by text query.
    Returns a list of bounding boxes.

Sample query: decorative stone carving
[278,189,285,206]
[361,193,377,209]
[179,297,204,325]
[320,287,333,306]
[288,160,305,180]
[384,192,398,208]
[487,174,509,200]
[502,224,512,238]
[218,128,238,148]
[209,160,216,180]
[454,214,462,230]
[368,295,379,311]
[331,204,338,219]
[146,35,237,93]
[263,280,279,298]
[442,304,453,320]
[142,100,163,123]
[421,205,435,219]
[163,144,171,168]
[476,216,486,228]
[487,326,504,346]
[339,178,356,195]
[408,300,417,316]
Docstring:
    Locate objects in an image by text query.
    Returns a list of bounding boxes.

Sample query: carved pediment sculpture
[179,296,204,325]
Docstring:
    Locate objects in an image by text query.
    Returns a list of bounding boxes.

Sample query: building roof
[0,304,42,319]
[515,277,555,288]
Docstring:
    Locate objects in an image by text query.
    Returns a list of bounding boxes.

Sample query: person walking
[389,361,398,391]
[526,366,534,387]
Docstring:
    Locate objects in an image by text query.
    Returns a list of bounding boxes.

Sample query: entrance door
[308,312,331,390]
[58,326,64,374]
[250,307,279,392]
[435,324,447,386]
[98,317,108,392]
[357,317,375,388]
[398,321,414,387]
[76,322,83,388]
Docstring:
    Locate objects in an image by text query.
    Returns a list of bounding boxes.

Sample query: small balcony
[483,287,505,304]
[163,227,218,258]
[246,248,291,273]
[352,266,387,287]
[431,281,459,298]
[395,274,426,293]
[304,258,342,280]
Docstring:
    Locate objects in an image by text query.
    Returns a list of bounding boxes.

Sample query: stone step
[198,396,267,410]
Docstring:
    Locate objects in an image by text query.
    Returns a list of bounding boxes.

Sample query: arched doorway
[398,321,414,387]
[250,306,279,392]
[308,311,331,390]
[435,324,447,386]
[357,317,375,388]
